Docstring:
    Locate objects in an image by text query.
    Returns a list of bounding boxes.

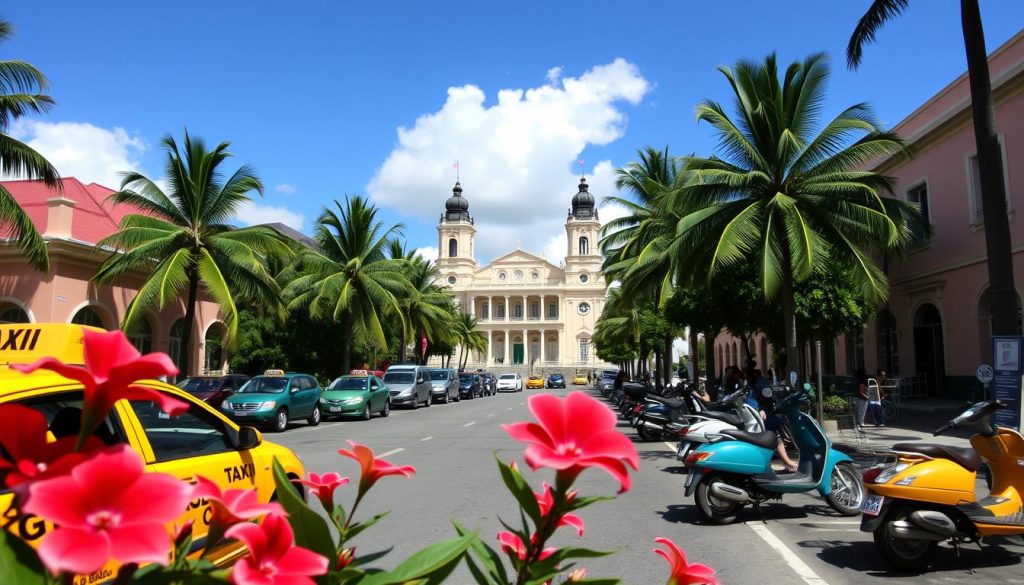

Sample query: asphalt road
[272,387,1023,584]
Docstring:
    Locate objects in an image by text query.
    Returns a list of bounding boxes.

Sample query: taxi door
[369,376,386,411]
[117,398,272,555]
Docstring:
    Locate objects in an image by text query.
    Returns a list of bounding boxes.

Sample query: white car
[496,373,523,392]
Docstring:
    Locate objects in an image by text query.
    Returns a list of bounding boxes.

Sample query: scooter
[684,383,864,524]
[676,387,765,463]
[860,400,1024,572]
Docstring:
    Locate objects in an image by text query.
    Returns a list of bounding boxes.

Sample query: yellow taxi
[526,375,546,390]
[0,324,305,584]
[573,374,589,385]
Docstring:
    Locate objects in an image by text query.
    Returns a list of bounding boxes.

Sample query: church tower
[436,181,477,282]
[563,177,603,285]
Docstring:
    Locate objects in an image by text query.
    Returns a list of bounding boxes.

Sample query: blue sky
[5,1,1023,264]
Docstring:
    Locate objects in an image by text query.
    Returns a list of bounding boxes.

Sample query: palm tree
[455,311,488,370]
[675,53,919,379]
[0,19,60,271]
[395,252,454,364]
[847,0,1018,335]
[95,132,292,376]
[283,196,411,373]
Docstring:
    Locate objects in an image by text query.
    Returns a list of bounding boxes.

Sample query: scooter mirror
[761,387,773,398]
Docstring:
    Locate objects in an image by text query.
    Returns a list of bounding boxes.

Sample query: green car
[321,373,391,420]
[220,370,323,432]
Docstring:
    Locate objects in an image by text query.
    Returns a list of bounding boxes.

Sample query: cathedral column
[468,294,475,318]
[504,330,510,365]
[540,331,546,364]
[504,295,510,322]
[486,330,492,365]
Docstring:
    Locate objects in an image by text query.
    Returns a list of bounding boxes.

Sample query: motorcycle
[684,383,864,524]
[860,399,1024,571]
[634,388,698,441]
[676,386,765,463]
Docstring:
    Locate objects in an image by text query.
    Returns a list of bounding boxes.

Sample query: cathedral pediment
[486,248,554,267]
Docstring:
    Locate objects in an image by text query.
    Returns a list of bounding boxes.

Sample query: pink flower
[654,538,719,585]
[299,472,349,511]
[0,404,103,489]
[337,441,415,494]
[228,512,328,585]
[535,482,584,537]
[497,531,555,562]
[193,476,284,526]
[12,329,186,447]
[23,445,193,575]
[503,392,639,493]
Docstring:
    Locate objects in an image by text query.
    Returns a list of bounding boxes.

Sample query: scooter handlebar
[933,422,954,436]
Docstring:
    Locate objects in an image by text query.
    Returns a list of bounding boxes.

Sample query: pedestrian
[866,369,888,426]
[613,370,626,403]
[855,368,869,431]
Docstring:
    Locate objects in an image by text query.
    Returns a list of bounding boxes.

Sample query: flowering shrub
[0,330,717,584]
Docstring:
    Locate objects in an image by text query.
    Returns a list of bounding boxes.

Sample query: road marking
[463,421,477,428]
[799,520,861,526]
[420,436,433,442]
[663,441,677,452]
[378,448,404,458]
[518,402,524,405]
[748,523,829,585]
[506,407,513,411]
[486,414,494,418]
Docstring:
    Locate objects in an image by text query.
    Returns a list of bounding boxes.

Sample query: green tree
[390,244,455,364]
[847,0,1017,334]
[675,53,919,380]
[0,19,60,271]
[283,196,411,373]
[454,311,488,370]
[95,132,292,376]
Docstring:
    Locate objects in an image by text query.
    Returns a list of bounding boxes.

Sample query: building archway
[913,303,945,396]
[70,305,108,329]
[0,299,31,324]
[448,237,458,258]
[204,321,227,373]
[579,236,589,256]
[126,317,154,354]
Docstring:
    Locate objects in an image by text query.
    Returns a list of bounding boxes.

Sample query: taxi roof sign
[0,323,102,366]
[349,369,369,376]
[264,369,285,376]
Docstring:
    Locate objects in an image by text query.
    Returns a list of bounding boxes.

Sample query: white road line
[378,447,404,458]
[486,414,494,418]
[663,441,677,452]
[420,436,433,442]
[748,523,829,585]
[463,421,477,428]
[800,520,861,525]
[506,407,513,411]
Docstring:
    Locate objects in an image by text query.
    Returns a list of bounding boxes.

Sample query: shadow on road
[657,503,701,525]
[801,538,1021,578]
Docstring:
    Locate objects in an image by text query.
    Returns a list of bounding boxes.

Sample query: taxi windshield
[429,371,449,381]
[384,372,414,384]
[237,377,288,394]
[328,377,368,391]
[177,377,221,394]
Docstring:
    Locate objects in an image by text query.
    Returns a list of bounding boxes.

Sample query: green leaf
[455,520,507,585]
[572,579,621,585]
[345,511,389,541]
[271,459,336,562]
[358,531,475,585]
[547,546,618,564]
[0,529,45,585]
[564,495,614,512]
[495,454,541,524]
[350,547,393,567]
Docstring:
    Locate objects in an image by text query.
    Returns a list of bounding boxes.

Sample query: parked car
[496,373,523,392]
[177,374,250,408]
[321,373,390,419]
[429,368,460,403]
[480,372,497,396]
[458,372,483,399]
[596,369,619,393]
[526,375,545,390]
[546,373,566,389]
[572,374,588,385]
[221,370,323,432]
[383,365,433,408]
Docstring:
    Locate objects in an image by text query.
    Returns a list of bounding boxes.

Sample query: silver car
[383,365,433,408]
[428,368,460,403]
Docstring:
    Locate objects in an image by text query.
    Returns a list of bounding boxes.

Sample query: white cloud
[9,120,145,188]
[274,184,297,195]
[415,246,439,263]
[367,58,650,265]
[234,201,305,231]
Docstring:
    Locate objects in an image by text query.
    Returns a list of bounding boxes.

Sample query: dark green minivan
[220,370,322,432]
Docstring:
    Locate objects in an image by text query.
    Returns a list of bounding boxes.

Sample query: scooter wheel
[694,473,743,525]
[636,421,658,442]
[873,508,937,572]
[826,462,865,516]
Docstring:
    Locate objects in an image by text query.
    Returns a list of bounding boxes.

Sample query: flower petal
[275,546,329,576]
[106,523,172,566]
[227,521,270,561]
[106,353,180,394]
[82,329,141,380]
[11,358,96,392]
[558,513,585,537]
[36,527,111,575]
[526,394,569,442]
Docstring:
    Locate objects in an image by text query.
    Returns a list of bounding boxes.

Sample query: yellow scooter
[860,400,1024,571]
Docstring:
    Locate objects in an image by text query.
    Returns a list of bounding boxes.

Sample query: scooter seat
[892,443,982,472]
[701,410,743,427]
[721,429,778,450]
[646,395,687,410]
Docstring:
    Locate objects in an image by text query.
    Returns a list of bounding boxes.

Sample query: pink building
[0,177,226,377]
[714,30,1024,399]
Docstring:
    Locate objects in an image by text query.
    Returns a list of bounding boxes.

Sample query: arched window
[127,318,153,354]
[578,236,589,256]
[0,304,29,324]
[204,324,225,373]
[169,319,187,376]
[481,302,489,319]
[514,303,523,319]
[448,238,458,258]
[71,307,105,329]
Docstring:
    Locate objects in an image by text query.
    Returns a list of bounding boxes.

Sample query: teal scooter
[683,383,864,524]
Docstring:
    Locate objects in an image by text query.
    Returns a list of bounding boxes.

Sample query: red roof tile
[1,177,142,245]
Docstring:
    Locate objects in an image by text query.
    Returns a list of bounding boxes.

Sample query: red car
[176,374,250,408]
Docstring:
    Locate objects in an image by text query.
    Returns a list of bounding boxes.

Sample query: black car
[479,372,497,396]
[546,374,566,389]
[177,374,250,408]
[458,372,483,399]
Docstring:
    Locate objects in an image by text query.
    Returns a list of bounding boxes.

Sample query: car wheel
[411,396,418,409]
[381,400,390,417]
[361,403,371,421]
[444,392,450,404]
[424,392,431,407]
[273,408,289,433]
[307,403,321,426]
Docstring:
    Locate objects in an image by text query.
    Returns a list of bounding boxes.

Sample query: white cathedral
[433,178,613,371]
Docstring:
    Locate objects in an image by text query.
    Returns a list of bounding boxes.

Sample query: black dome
[444,181,472,222]
[571,177,596,219]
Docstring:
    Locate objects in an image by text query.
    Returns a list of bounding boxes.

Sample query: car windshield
[384,372,415,384]
[550,375,563,379]
[177,377,221,394]
[328,377,368,391]
[237,377,288,394]
[458,373,475,381]
[429,371,450,381]
[499,374,515,380]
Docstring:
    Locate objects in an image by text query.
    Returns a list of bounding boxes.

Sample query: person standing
[866,369,888,426]
[855,369,869,431]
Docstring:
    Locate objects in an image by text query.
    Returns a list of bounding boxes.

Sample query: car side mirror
[237,426,262,450]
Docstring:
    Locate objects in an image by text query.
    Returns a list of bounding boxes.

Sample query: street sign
[976,364,994,384]
[992,337,1023,431]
